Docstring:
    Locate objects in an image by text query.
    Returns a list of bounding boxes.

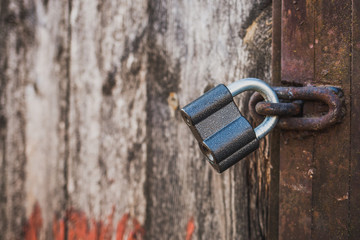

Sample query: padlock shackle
[227,78,279,140]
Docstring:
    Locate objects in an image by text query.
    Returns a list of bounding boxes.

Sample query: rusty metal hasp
[181,78,278,173]
[249,86,345,130]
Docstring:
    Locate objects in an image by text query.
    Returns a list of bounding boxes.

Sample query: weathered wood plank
[24,1,71,239]
[67,0,148,237]
[243,5,273,239]
[279,1,315,238]
[0,1,38,239]
[0,0,274,239]
[312,1,352,238]
[268,0,281,239]
[279,0,354,239]
[145,0,273,239]
[350,0,360,238]
[0,0,71,239]
[281,0,315,85]
[0,0,11,236]
[280,1,353,239]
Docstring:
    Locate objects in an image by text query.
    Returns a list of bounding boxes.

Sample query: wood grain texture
[145,0,272,239]
[1,0,71,239]
[0,0,274,239]
[350,0,360,238]
[25,1,71,239]
[312,1,351,239]
[279,0,354,239]
[1,0,39,239]
[67,0,148,237]
[279,1,315,238]
[267,1,281,239]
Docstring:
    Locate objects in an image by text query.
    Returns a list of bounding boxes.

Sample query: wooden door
[0,0,359,239]
[275,0,360,239]
[0,0,273,239]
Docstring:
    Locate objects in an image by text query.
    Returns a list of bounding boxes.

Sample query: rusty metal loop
[249,86,345,131]
[256,101,303,116]
[250,91,303,116]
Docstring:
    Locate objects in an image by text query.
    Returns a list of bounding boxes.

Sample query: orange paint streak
[21,203,145,240]
[67,209,93,240]
[24,203,43,240]
[52,207,117,240]
[116,213,130,240]
[185,217,195,240]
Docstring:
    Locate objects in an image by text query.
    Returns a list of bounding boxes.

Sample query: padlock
[181,78,279,173]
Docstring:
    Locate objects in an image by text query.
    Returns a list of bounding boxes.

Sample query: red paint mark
[24,203,43,240]
[52,217,64,240]
[25,202,145,240]
[116,213,130,240]
[52,208,115,240]
[67,209,95,240]
[185,217,195,240]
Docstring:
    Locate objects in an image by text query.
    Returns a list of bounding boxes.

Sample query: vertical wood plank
[145,1,187,237]
[0,0,11,236]
[145,1,235,238]
[0,1,36,238]
[0,0,275,238]
[67,0,148,237]
[281,0,315,85]
[312,1,351,238]
[268,0,281,238]
[0,0,71,238]
[280,0,353,239]
[244,5,273,239]
[145,0,273,239]
[350,0,360,238]
[279,0,314,239]
[24,1,70,238]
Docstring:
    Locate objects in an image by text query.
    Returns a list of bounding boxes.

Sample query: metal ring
[226,78,279,139]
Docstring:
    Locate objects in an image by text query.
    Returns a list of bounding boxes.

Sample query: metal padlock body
[181,84,259,173]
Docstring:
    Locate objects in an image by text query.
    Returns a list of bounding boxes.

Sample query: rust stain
[24,203,43,240]
[185,217,195,240]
